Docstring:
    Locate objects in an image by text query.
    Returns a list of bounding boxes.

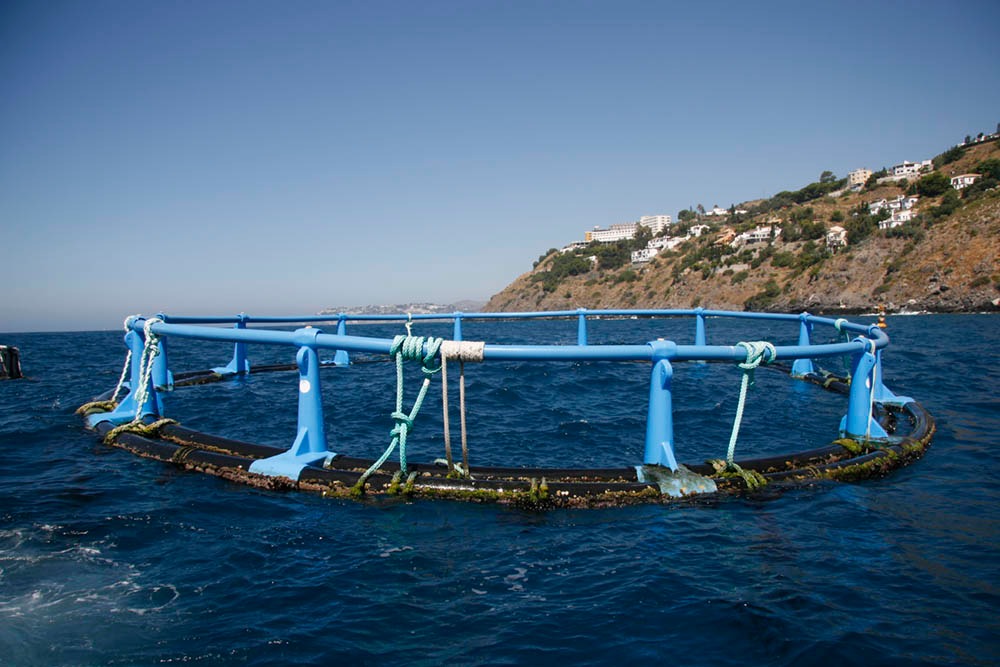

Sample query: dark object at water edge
[0,345,23,380]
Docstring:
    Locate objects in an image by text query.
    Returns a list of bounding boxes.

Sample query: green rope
[104,417,177,445]
[708,459,768,490]
[353,335,443,495]
[75,400,118,416]
[80,315,142,417]
[725,341,777,466]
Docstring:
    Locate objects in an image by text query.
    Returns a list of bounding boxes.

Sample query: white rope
[439,340,485,362]
[441,355,454,473]
[459,359,470,475]
[130,317,163,423]
[111,315,142,403]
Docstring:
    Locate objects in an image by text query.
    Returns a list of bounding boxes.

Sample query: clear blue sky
[2,0,998,332]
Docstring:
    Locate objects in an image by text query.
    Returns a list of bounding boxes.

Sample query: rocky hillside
[486,139,1000,314]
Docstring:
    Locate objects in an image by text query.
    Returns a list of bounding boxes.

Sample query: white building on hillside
[704,205,729,217]
[951,173,980,190]
[848,168,872,189]
[649,236,685,251]
[879,209,915,229]
[639,215,672,235]
[731,225,780,248]
[869,195,919,216]
[585,222,639,243]
[688,224,710,237]
[890,160,932,178]
[631,248,659,263]
[561,242,588,253]
[826,225,847,251]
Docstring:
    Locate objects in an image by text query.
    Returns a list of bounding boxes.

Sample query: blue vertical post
[249,329,334,479]
[150,334,172,414]
[694,308,706,346]
[213,315,250,375]
[333,315,350,366]
[88,329,145,427]
[453,313,463,341]
[791,313,815,377]
[577,308,587,346]
[644,340,678,470]
[691,307,707,363]
[839,340,889,440]
[292,345,327,455]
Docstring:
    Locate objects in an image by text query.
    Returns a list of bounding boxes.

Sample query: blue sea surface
[0,314,997,665]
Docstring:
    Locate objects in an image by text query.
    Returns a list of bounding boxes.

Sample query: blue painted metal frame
[94,309,906,479]
[644,340,678,468]
[248,329,336,479]
[839,340,889,439]
[790,313,815,377]
[332,316,349,366]
[212,315,251,376]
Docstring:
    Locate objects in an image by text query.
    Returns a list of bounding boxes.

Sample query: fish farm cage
[78,308,935,508]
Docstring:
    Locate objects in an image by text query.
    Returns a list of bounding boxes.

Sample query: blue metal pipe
[840,344,889,440]
[156,310,886,349]
[644,358,677,469]
[133,318,876,364]
[115,309,905,483]
[791,313,815,377]
[694,308,706,346]
[333,317,350,366]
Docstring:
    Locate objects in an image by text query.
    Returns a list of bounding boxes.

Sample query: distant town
[319,300,486,316]
[560,126,999,265]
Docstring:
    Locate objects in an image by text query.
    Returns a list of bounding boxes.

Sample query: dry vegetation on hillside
[486,140,1000,314]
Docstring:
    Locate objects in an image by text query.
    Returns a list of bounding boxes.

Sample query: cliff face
[486,142,1000,315]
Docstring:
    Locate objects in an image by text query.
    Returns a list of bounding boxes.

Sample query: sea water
[0,315,997,665]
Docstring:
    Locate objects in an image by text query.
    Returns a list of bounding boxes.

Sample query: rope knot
[391,335,443,374]
[390,410,414,437]
[355,334,444,491]
[421,337,443,375]
[736,340,775,370]
[724,341,776,466]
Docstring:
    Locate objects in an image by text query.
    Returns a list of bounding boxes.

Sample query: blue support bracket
[332,316,350,366]
[872,347,913,406]
[791,313,815,378]
[249,334,335,480]
[577,308,588,346]
[839,340,889,440]
[212,316,251,375]
[453,313,463,341]
[644,339,678,470]
[88,328,167,427]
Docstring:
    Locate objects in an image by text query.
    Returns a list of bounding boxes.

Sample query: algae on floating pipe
[708,459,768,490]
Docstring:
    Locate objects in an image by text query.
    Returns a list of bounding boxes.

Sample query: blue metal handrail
[88,309,905,482]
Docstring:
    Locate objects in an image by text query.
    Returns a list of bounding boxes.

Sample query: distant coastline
[318,300,486,316]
